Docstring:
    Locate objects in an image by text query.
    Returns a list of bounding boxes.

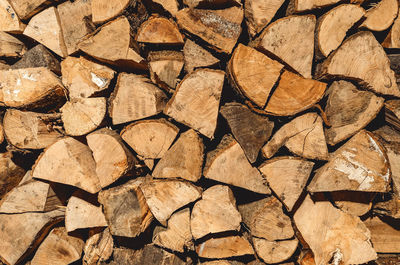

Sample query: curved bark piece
[0,31,25,57]
[196,236,254,259]
[253,238,298,264]
[137,16,183,45]
[361,0,398,32]
[0,0,25,33]
[383,15,400,48]
[91,0,130,24]
[183,39,219,73]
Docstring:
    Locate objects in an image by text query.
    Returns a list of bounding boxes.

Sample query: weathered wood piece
[364,217,400,253]
[361,0,398,32]
[0,0,25,33]
[0,31,25,57]
[0,152,26,199]
[331,192,373,216]
[91,0,130,24]
[183,39,219,73]
[137,16,184,45]
[150,0,178,16]
[373,194,400,219]
[288,0,341,13]
[183,0,241,7]
[148,51,184,91]
[7,0,50,19]
[196,236,254,259]
[385,100,400,132]
[83,228,114,265]
[11,45,61,74]
[253,237,298,264]
[383,15,400,48]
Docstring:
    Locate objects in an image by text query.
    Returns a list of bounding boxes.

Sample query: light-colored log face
[292,0,341,12]
[0,0,25,33]
[153,129,204,182]
[380,143,400,197]
[0,152,26,199]
[228,44,283,108]
[183,39,219,73]
[91,0,130,24]
[140,179,202,226]
[253,237,298,264]
[256,15,315,78]
[308,130,390,193]
[364,217,400,253]
[196,236,254,258]
[383,15,400,48]
[294,195,377,265]
[148,51,184,90]
[164,69,224,138]
[331,192,373,216]
[110,73,167,125]
[317,4,365,57]
[386,100,400,131]
[259,157,314,211]
[204,136,270,194]
[83,228,113,265]
[176,7,243,53]
[8,0,48,19]
[150,0,178,16]
[137,16,184,45]
[361,0,398,32]
[0,31,25,57]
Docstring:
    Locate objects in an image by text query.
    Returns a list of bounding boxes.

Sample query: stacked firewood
[1,0,400,264]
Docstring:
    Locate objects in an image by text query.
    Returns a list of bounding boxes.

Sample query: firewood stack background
[1,0,400,264]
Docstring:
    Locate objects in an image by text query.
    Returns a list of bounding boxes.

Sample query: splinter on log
[137,16,184,45]
[360,0,398,32]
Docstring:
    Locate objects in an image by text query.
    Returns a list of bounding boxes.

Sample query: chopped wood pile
[1,0,400,264]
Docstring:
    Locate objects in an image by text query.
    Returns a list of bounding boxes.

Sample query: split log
[0,152,26,199]
[32,137,101,194]
[364,217,400,253]
[204,135,270,194]
[61,56,115,99]
[0,67,65,109]
[255,15,316,78]
[196,236,254,259]
[316,31,400,97]
[83,228,114,265]
[374,125,400,143]
[288,0,341,13]
[121,119,178,159]
[140,179,202,226]
[253,237,298,264]
[61,97,107,136]
[259,157,314,211]
[30,227,84,265]
[228,44,284,108]
[220,102,274,163]
[331,191,373,216]
[374,194,400,219]
[87,128,136,188]
[152,129,204,182]
[91,0,130,24]
[7,0,50,19]
[98,177,153,237]
[325,81,384,145]
[294,195,377,265]
[137,16,184,45]
[385,100,400,131]
[150,0,178,16]
[0,31,26,57]
[308,130,391,192]
[316,4,365,57]
[264,71,327,116]
[153,208,193,252]
[164,69,225,138]
[360,0,398,32]
[0,0,25,33]
[262,113,329,160]
[183,0,241,7]
[191,185,242,239]
[383,15,400,48]
[176,7,243,54]
[183,39,219,73]
[23,7,67,57]
[110,73,167,125]
[148,51,184,91]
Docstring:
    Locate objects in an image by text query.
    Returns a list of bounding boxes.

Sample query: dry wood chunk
[228,44,283,108]
[32,137,101,194]
[61,97,106,136]
[221,102,274,163]
[183,39,219,73]
[308,130,390,192]
[8,0,49,19]
[148,51,184,90]
[294,195,377,264]
[140,179,202,226]
[385,100,400,132]
[150,0,178,16]
[317,31,400,97]
[164,69,224,138]
[383,15,400,48]
[262,113,328,160]
[137,16,184,45]
[264,71,326,116]
[204,135,270,194]
[0,119,3,144]
[191,185,241,239]
[153,208,193,252]
[0,0,25,33]
[0,152,26,199]
[259,157,314,211]
[152,129,204,182]
[253,238,298,264]
[325,81,384,145]
[0,31,25,57]
[332,192,373,216]
[361,0,398,32]
[11,45,61,74]
[91,0,130,24]
[176,7,243,54]
[183,0,241,7]
[289,0,341,12]
[374,125,400,143]
[110,73,167,125]
[83,228,114,265]
[256,15,315,78]
[98,178,153,237]
[196,236,254,259]
[0,209,64,265]
[364,217,400,253]
[316,4,365,57]
[31,227,84,265]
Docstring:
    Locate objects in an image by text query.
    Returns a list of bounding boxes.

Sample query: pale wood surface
[253,237,298,264]
[361,0,398,32]
[331,192,373,216]
[183,39,219,73]
[196,236,254,258]
[0,0,25,33]
[365,217,400,253]
[83,228,113,265]
[383,14,400,48]
[148,51,184,91]
[91,0,130,24]
[0,31,25,57]
[150,0,178,16]
[289,0,341,12]
[137,16,184,45]
[0,152,26,199]
[8,0,48,19]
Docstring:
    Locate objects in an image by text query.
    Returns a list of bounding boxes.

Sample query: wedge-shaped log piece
[176,7,243,54]
[259,157,314,211]
[153,208,193,252]
[78,17,146,69]
[183,39,219,73]
[164,69,224,138]
[256,15,315,78]
[137,16,184,45]
[364,217,400,253]
[61,97,106,136]
[0,152,26,199]
[4,109,62,149]
[0,67,65,109]
[31,227,84,265]
[253,238,298,264]
[153,129,204,182]
[383,15,400,48]
[0,0,25,33]
[317,31,400,97]
[83,228,113,265]
[385,100,400,132]
[325,81,384,145]
[196,236,254,259]
[98,178,153,237]
[0,31,25,57]
[110,73,167,125]
[191,185,241,239]
[308,130,390,192]
[221,103,274,163]
[32,137,101,194]
[204,135,270,194]
[150,0,178,16]
[92,0,130,24]
[0,209,64,265]
[288,0,341,12]
[228,44,283,108]
[11,45,61,74]
[361,0,398,32]
[332,192,374,217]
[264,71,326,116]
[183,0,241,7]
[140,179,202,226]
[316,4,365,57]
[8,0,49,19]
[148,51,184,91]
[294,195,377,265]
[262,113,328,160]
